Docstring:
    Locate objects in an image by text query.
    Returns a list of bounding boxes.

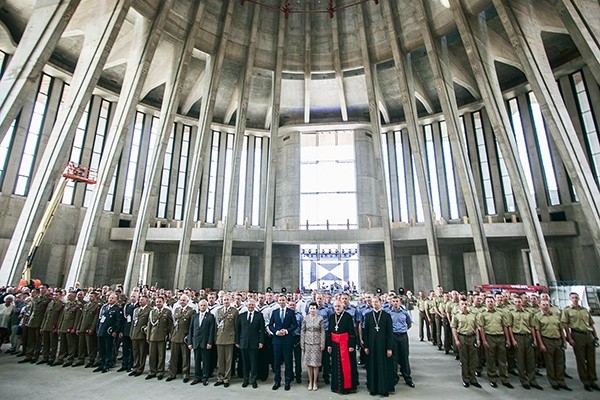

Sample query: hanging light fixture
[240,0,379,19]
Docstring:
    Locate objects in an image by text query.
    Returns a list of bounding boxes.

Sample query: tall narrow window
[440,121,459,219]
[205,131,220,224]
[14,74,52,196]
[508,98,536,204]
[157,125,175,218]
[529,93,560,205]
[174,125,191,220]
[62,101,90,205]
[122,112,144,214]
[0,119,17,188]
[424,125,442,219]
[251,137,263,225]
[572,71,600,185]
[473,111,496,215]
[221,134,234,222]
[143,116,160,187]
[381,133,393,219]
[495,139,516,212]
[84,99,111,208]
[412,155,424,223]
[237,136,249,225]
[104,162,119,212]
[394,131,409,223]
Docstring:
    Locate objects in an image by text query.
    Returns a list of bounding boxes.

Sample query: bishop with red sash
[327,300,358,394]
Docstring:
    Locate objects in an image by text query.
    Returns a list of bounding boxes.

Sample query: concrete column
[495,0,600,263]
[0,0,81,141]
[451,0,555,284]
[381,0,438,286]
[356,4,395,291]
[0,0,131,286]
[263,11,286,290]
[174,0,235,291]
[65,1,172,289]
[220,3,262,292]
[553,0,600,84]
[355,130,381,227]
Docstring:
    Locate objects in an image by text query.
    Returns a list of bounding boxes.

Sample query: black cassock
[364,309,395,396]
[327,311,358,394]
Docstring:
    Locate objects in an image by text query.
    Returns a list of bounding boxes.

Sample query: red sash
[331,332,352,389]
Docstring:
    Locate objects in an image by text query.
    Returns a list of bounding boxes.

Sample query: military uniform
[451,310,479,385]
[130,304,151,375]
[23,294,50,361]
[534,309,566,388]
[416,298,430,341]
[39,299,64,364]
[57,299,80,365]
[215,306,239,384]
[75,298,101,367]
[146,306,173,378]
[562,304,598,388]
[427,298,439,347]
[478,308,510,386]
[168,305,195,381]
[508,308,539,387]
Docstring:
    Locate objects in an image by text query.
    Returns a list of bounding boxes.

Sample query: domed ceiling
[0,0,580,129]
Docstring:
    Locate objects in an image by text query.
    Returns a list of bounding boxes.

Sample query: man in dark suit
[118,292,138,372]
[236,298,265,388]
[267,294,298,391]
[187,299,215,386]
[94,293,123,373]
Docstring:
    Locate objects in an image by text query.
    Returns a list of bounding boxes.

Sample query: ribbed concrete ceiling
[0,0,580,128]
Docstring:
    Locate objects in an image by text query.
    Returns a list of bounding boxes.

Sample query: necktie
[280,309,284,321]
[199,313,204,326]
[248,312,252,323]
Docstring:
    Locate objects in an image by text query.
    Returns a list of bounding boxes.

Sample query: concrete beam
[0,0,81,142]
[332,10,348,122]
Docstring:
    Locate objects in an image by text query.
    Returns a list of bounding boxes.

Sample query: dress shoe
[36,359,48,365]
[157,375,163,380]
[252,381,258,389]
[16,352,26,357]
[190,379,200,385]
[214,381,224,386]
[183,377,189,383]
[471,382,482,388]
[558,385,571,391]
[296,377,301,384]
[564,373,573,379]
[284,383,290,391]
[62,363,72,367]
[522,384,530,389]
[203,380,208,386]
[490,382,497,388]
[72,362,84,367]
[145,374,156,380]
[323,377,330,385]
[224,382,229,388]
[134,372,143,377]
[530,384,543,390]
[591,384,600,391]
[584,385,592,392]
[419,338,424,341]
[128,371,137,376]
[475,372,481,377]
[502,382,514,389]
[462,382,470,388]
[272,383,280,390]
[551,385,559,390]
[93,366,104,372]
[18,358,32,363]
[166,377,176,382]
[102,368,110,373]
[406,381,415,388]
[117,367,128,372]
[535,370,543,377]
[508,370,518,376]
[242,381,249,388]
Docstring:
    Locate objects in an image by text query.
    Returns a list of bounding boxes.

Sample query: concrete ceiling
[0,0,579,129]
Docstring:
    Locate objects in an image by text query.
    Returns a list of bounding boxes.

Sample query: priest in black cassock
[327,300,358,394]
[363,296,395,397]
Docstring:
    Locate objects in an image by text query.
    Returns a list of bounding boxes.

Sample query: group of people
[0,283,598,395]
[415,286,599,392]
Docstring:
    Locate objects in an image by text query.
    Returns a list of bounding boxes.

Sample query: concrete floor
[1,319,599,400]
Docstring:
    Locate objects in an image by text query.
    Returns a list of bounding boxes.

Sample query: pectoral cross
[375,326,380,332]
[335,325,339,332]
